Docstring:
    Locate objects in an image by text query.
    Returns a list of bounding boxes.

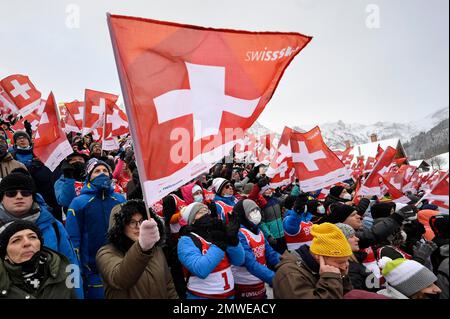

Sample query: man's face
[220,183,234,196]
[16,136,30,148]
[92,145,102,157]
[1,190,34,217]
[344,211,363,230]
[323,256,350,276]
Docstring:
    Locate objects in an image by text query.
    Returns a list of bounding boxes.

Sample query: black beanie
[430,215,449,238]
[0,172,35,200]
[293,193,309,213]
[322,203,356,224]
[13,131,31,145]
[371,202,396,220]
[283,195,297,210]
[329,185,345,198]
[0,220,43,260]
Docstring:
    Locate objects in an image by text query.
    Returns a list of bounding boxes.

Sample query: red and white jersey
[232,228,266,286]
[284,220,314,250]
[187,233,234,298]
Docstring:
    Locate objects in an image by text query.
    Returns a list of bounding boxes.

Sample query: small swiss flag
[33,92,73,171]
[0,74,41,116]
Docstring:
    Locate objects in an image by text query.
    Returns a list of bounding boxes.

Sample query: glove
[413,241,438,265]
[394,204,418,221]
[138,219,160,251]
[257,176,269,189]
[225,212,240,246]
[246,165,260,183]
[209,219,227,251]
[267,236,278,247]
[61,161,75,179]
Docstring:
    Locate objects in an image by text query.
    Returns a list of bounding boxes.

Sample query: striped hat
[378,257,437,297]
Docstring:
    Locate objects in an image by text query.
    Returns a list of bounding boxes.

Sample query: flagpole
[107,13,151,219]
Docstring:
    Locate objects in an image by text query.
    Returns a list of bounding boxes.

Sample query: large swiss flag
[108,14,312,205]
[290,126,350,192]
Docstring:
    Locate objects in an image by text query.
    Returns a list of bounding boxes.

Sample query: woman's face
[124,213,145,242]
[348,235,360,252]
[6,229,41,264]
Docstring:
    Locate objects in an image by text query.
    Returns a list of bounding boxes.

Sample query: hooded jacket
[95,206,178,299]
[0,194,83,298]
[0,153,27,179]
[65,177,125,276]
[0,247,78,299]
[273,248,353,299]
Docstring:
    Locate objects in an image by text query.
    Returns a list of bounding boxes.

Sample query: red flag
[380,176,410,204]
[358,146,397,197]
[375,144,384,161]
[0,74,41,116]
[33,93,73,171]
[364,157,377,173]
[266,127,296,188]
[108,14,312,204]
[395,157,407,166]
[83,89,118,135]
[104,103,129,138]
[290,126,350,192]
[422,171,449,213]
[64,100,84,133]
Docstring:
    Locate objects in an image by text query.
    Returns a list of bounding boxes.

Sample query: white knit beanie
[378,257,437,297]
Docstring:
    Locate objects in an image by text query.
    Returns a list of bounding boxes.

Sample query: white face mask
[248,209,262,225]
[317,205,326,215]
[193,194,203,203]
[342,193,352,200]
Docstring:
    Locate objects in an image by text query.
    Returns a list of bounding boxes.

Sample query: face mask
[193,194,204,203]
[248,209,262,225]
[223,194,233,198]
[72,162,86,180]
[90,174,111,190]
[194,214,211,228]
[342,193,352,200]
[17,145,32,151]
[317,205,326,215]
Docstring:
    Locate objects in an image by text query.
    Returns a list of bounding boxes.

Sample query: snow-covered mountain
[249,107,449,151]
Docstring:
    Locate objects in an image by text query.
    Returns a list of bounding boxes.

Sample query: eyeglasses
[128,219,145,228]
[4,190,33,198]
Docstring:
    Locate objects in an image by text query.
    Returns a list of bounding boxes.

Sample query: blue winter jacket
[54,175,78,208]
[214,194,238,207]
[9,146,33,168]
[283,209,313,236]
[238,225,280,285]
[65,181,125,276]
[34,195,83,298]
[177,236,245,280]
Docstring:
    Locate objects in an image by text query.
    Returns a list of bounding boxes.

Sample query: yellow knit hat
[310,223,353,257]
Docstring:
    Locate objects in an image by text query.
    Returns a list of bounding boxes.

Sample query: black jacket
[356,214,403,249]
[324,196,370,215]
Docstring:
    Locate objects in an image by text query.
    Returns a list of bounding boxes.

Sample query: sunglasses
[224,184,233,189]
[4,190,33,198]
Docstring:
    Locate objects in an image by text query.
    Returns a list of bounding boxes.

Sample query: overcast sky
[0,0,448,132]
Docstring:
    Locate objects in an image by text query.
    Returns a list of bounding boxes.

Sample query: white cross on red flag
[289,126,350,192]
[380,175,411,204]
[63,100,84,133]
[11,99,46,134]
[357,146,397,197]
[33,92,73,171]
[266,127,296,188]
[421,171,449,213]
[0,74,42,116]
[83,89,118,135]
[108,14,312,205]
